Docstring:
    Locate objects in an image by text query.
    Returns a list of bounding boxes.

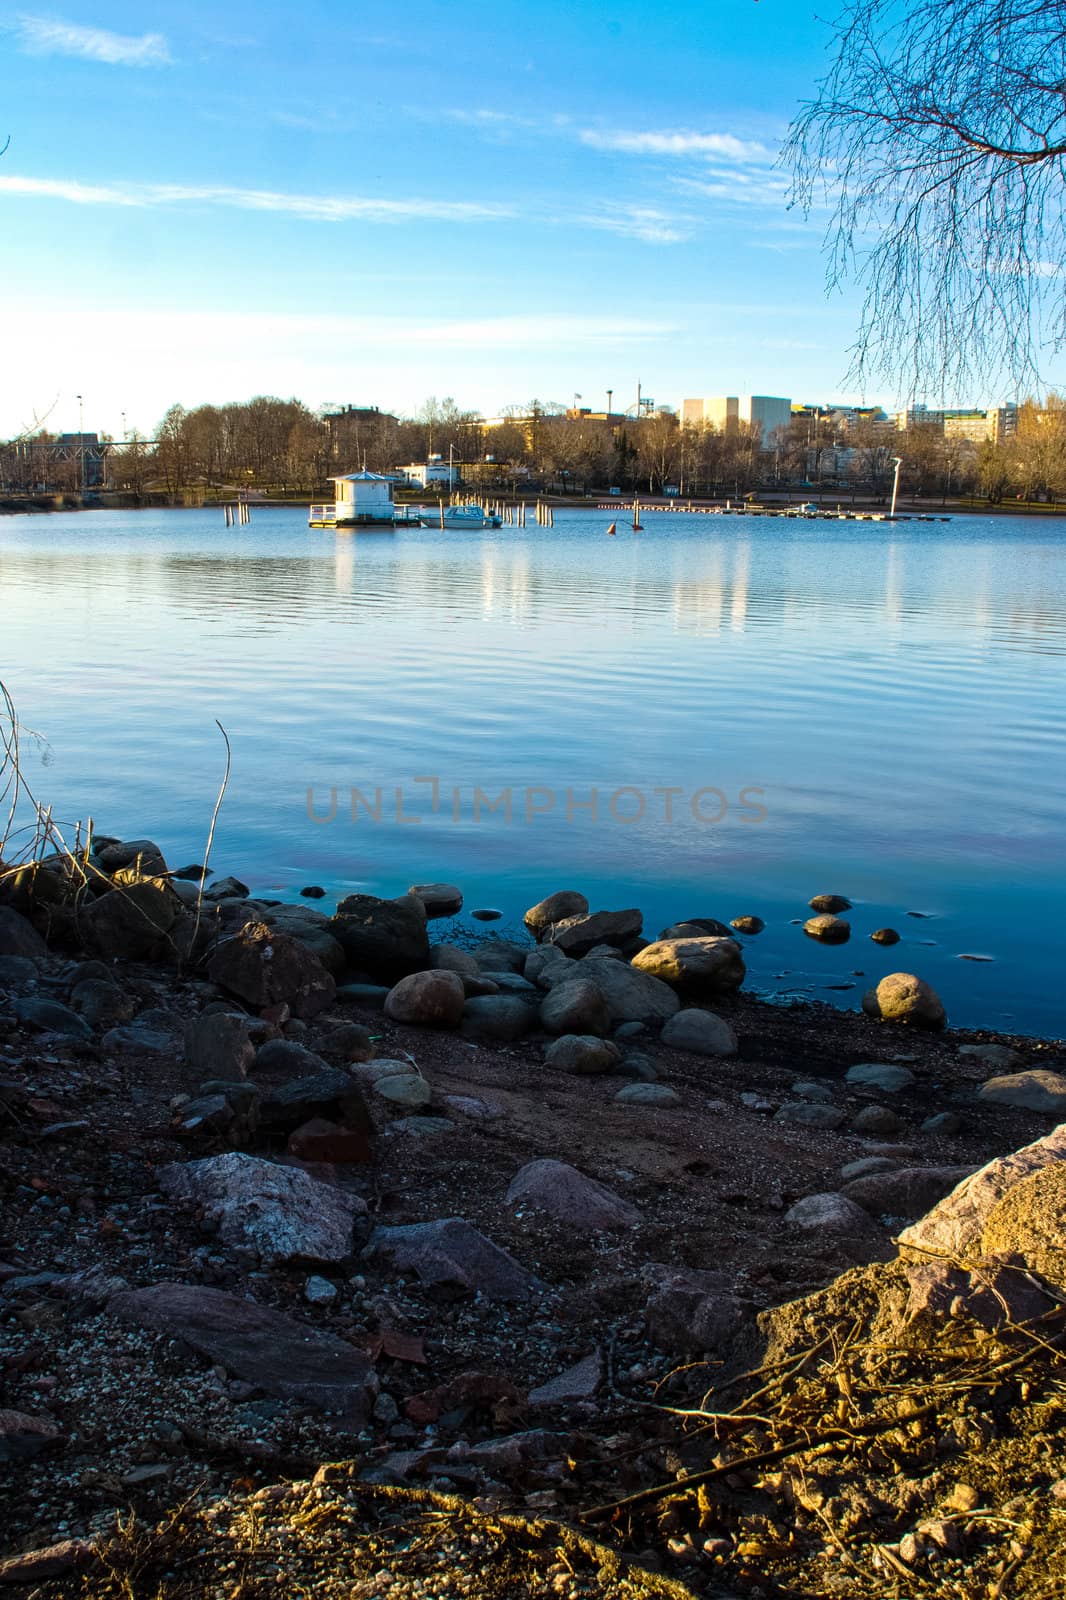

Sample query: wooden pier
[594,504,950,522]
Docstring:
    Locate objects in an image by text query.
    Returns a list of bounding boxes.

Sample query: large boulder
[659,918,734,941]
[384,969,465,1028]
[506,1158,640,1231]
[185,1012,256,1081]
[159,1152,365,1265]
[262,909,347,976]
[577,956,680,1024]
[539,977,610,1037]
[642,1263,744,1356]
[258,1070,372,1136]
[473,939,529,974]
[429,944,480,980]
[661,1008,737,1057]
[369,1217,540,1300]
[95,838,166,875]
[861,972,946,1029]
[111,1282,376,1418]
[631,936,745,995]
[207,922,336,1018]
[0,907,47,959]
[80,879,183,960]
[523,944,574,990]
[981,1164,1066,1287]
[12,998,91,1040]
[460,995,537,1042]
[843,1165,977,1220]
[898,1124,1066,1260]
[524,890,589,940]
[330,893,429,982]
[977,1069,1066,1115]
[545,908,643,957]
[408,882,463,918]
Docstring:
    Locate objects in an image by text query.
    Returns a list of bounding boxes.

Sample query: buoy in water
[606,521,617,536]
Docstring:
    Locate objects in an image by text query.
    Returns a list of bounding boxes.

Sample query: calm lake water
[2,505,1064,1035]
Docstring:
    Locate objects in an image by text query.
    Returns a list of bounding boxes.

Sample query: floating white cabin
[309,470,395,528]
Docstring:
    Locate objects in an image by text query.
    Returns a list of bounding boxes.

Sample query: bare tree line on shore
[6,391,1066,505]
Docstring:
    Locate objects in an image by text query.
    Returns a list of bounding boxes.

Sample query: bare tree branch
[785,0,1066,397]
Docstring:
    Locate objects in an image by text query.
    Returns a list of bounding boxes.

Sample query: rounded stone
[470,908,503,922]
[300,885,326,899]
[383,970,465,1028]
[524,890,590,939]
[374,1074,432,1109]
[871,928,901,945]
[543,1035,620,1075]
[539,978,610,1038]
[729,915,765,935]
[803,914,851,944]
[614,1082,681,1107]
[862,973,946,1029]
[785,1193,874,1232]
[809,894,852,914]
[408,882,463,918]
[660,1008,737,1058]
[921,1111,962,1135]
[845,1061,916,1094]
[631,937,745,995]
[852,1104,905,1136]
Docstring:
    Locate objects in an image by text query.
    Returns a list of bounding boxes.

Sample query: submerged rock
[803,913,851,944]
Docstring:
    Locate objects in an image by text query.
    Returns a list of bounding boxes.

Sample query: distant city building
[681,396,792,435]
[942,405,1019,443]
[397,455,458,488]
[323,404,398,459]
[892,403,1018,442]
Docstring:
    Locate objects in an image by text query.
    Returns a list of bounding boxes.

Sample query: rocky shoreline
[1,836,1064,1597]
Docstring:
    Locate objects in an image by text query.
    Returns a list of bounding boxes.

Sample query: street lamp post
[76,393,86,494]
[890,455,903,518]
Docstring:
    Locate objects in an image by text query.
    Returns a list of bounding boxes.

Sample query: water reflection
[2,506,1065,1033]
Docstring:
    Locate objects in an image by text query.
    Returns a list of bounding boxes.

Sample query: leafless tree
[785,0,1066,398]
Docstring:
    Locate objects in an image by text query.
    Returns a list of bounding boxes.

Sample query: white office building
[681,395,792,435]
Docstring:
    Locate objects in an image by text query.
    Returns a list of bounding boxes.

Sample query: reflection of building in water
[333,537,354,595]
[730,540,750,633]
[668,542,751,635]
[884,540,903,625]
[479,548,532,622]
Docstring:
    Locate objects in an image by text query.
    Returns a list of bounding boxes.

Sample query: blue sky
[2,0,891,438]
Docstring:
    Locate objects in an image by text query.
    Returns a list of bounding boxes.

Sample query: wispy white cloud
[0,173,512,224]
[578,127,773,163]
[574,204,695,244]
[0,172,699,243]
[13,14,171,66]
[673,170,790,209]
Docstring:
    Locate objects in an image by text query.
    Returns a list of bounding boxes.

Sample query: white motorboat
[421,504,502,528]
